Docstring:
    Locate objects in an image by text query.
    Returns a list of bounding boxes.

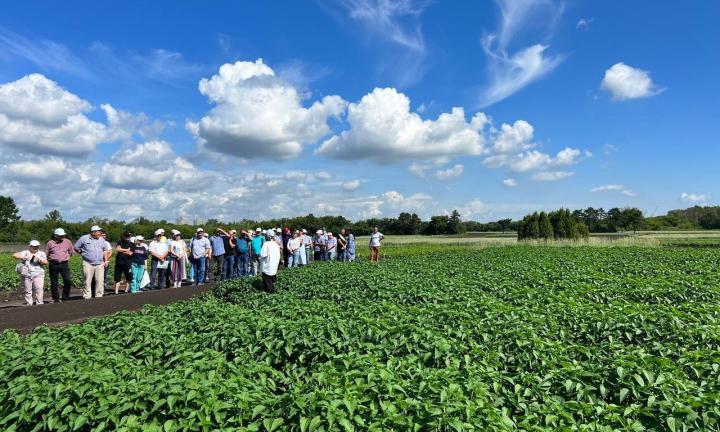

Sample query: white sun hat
[90,225,102,232]
[29,240,40,247]
[54,228,66,236]
[135,235,145,242]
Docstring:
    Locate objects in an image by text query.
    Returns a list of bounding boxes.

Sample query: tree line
[0,195,718,243]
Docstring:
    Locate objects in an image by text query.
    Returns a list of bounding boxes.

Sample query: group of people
[14,225,385,305]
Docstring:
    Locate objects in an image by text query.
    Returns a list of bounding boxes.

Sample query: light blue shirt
[74,234,111,265]
[209,235,225,256]
[190,236,211,259]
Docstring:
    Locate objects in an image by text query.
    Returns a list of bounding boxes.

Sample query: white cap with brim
[171,229,181,235]
[302,229,307,233]
[135,235,145,241]
[255,228,262,232]
[196,227,204,233]
[267,229,275,236]
[90,225,102,232]
[54,228,66,236]
[29,240,40,247]
[316,230,323,234]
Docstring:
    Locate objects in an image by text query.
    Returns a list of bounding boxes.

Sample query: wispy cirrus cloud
[0,27,93,79]
[478,0,564,108]
[319,0,432,87]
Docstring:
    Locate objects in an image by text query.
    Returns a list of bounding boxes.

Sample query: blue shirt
[209,235,225,256]
[190,236,211,259]
[74,234,111,265]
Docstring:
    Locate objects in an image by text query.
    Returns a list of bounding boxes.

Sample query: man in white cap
[14,240,48,305]
[314,230,327,261]
[45,228,74,302]
[189,228,212,285]
[148,229,170,289]
[260,229,281,293]
[74,225,112,299]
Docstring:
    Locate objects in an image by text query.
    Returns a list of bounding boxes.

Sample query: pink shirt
[45,238,74,262]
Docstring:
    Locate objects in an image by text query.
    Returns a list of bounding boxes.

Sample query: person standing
[148,229,169,290]
[209,228,227,281]
[14,240,48,306]
[287,231,301,267]
[281,228,291,267]
[347,229,356,262]
[44,228,74,302]
[337,229,348,262]
[74,225,112,299]
[168,230,188,288]
[314,230,327,261]
[235,230,251,276]
[251,228,265,276]
[369,226,384,262]
[190,228,212,285]
[224,230,237,279]
[301,229,311,265]
[326,232,337,261]
[129,236,148,293]
[260,229,281,293]
[114,231,134,294]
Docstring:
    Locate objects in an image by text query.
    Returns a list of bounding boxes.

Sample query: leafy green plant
[1,246,719,430]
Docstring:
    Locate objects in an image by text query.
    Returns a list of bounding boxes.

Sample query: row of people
[14,225,385,305]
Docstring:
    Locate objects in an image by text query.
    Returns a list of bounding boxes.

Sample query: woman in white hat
[13,240,48,305]
[168,230,188,288]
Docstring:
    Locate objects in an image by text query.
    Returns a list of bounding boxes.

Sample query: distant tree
[498,218,512,233]
[447,210,463,234]
[44,209,64,223]
[623,208,644,233]
[538,212,554,240]
[0,196,20,242]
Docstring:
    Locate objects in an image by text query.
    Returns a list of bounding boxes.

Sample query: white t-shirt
[19,250,47,277]
[369,232,384,247]
[260,241,281,276]
[169,240,186,258]
[149,240,169,259]
[288,237,301,252]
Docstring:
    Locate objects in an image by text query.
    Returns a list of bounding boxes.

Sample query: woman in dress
[168,230,188,288]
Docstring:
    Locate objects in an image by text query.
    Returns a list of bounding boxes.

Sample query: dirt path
[0,284,214,334]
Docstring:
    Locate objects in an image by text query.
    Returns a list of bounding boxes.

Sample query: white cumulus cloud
[532,171,574,181]
[189,59,347,160]
[681,192,706,203]
[503,178,517,187]
[0,74,109,156]
[317,87,488,162]
[601,62,663,101]
[342,179,361,191]
[435,164,464,180]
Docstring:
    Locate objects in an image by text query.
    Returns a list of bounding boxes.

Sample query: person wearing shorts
[369,227,384,262]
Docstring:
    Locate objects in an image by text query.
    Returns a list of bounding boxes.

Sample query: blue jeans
[223,255,235,279]
[193,257,206,285]
[288,250,301,267]
[236,252,249,276]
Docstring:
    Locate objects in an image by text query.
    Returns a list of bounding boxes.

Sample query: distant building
[193,218,206,226]
[177,215,188,225]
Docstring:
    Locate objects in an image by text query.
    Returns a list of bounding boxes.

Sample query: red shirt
[45,238,74,262]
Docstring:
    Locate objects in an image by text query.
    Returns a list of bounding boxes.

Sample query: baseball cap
[158,228,165,234]
[196,227,204,233]
[28,240,40,247]
[90,225,102,232]
[54,228,66,236]
[267,229,275,236]
[171,229,180,235]
[255,227,262,232]
[154,229,163,236]
[135,235,145,241]
[302,229,307,233]
[316,230,322,234]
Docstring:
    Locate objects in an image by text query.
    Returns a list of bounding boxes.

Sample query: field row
[1,247,720,430]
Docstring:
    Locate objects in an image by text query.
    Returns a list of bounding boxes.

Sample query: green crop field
[2,245,720,431]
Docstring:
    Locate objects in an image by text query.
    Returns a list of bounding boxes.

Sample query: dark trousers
[149,260,166,289]
[49,260,72,300]
[314,251,322,261]
[262,273,277,293]
[211,255,224,281]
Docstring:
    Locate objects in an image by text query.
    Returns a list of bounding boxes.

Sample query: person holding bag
[14,240,48,306]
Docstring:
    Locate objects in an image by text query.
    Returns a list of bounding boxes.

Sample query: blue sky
[0,0,718,222]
